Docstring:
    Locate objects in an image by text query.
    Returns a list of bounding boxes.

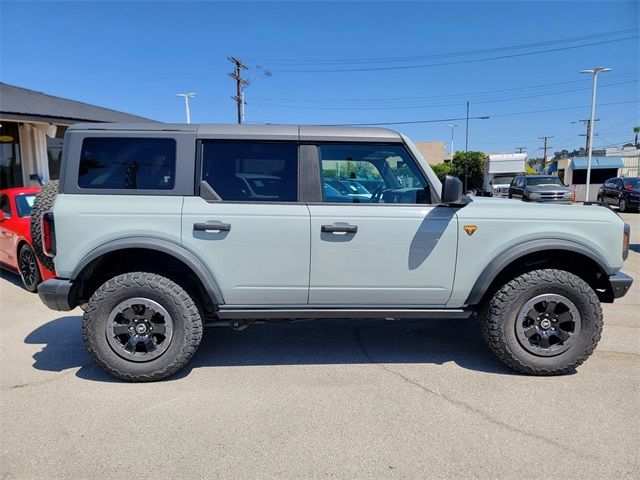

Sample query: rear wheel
[619,198,627,212]
[83,272,203,382]
[18,244,41,292]
[597,195,604,203]
[481,269,602,375]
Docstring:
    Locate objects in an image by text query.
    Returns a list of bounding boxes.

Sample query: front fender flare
[464,238,613,305]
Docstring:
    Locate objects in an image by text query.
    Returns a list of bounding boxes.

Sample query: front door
[182,141,310,305]
[308,143,458,306]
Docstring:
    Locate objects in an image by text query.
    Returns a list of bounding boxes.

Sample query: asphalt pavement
[1,213,638,479]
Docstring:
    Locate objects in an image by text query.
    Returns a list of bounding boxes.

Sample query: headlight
[528,192,541,200]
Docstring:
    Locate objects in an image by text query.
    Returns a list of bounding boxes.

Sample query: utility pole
[515,147,527,153]
[575,119,600,151]
[465,101,470,152]
[538,136,553,172]
[228,57,250,124]
[176,92,197,124]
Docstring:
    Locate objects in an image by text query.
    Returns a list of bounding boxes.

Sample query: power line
[246,28,637,66]
[252,100,638,126]
[250,79,637,110]
[252,71,637,103]
[271,36,637,73]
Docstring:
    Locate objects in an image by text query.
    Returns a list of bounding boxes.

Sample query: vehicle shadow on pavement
[0,269,25,289]
[25,315,519,382]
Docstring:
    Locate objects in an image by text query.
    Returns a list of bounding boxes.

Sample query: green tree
[430,162,451,181]
[449,151,485,190]
[634,126,639,146]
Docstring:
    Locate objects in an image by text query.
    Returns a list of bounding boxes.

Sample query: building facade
[0,83,154,189]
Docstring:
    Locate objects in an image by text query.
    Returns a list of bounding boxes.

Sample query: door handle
[321,224,358,234]
[193,221,231,232]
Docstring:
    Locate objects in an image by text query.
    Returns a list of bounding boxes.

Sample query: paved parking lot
[1,213,638,479]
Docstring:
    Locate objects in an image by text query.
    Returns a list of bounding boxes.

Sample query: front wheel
[481,269,602,375]
[83,272,203,382]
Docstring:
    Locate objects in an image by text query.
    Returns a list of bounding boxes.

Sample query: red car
[0,187,55,291]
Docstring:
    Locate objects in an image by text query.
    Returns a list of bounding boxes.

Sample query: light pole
[580,66,612,201]
[447,124,458,159]
[177,92,197,124]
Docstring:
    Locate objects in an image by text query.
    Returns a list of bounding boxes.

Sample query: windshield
[526,176,563,187]
[15,194,36,217]
[623,178,640,191]
[341,180,371,195]
[493,175,516,185]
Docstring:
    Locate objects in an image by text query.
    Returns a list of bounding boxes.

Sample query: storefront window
[0,122,22,189]
[47,125,67,181]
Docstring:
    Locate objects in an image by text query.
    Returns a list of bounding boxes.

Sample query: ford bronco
[33,123,632,381]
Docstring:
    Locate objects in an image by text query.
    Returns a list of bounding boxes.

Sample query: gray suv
[508,175,573,203]
[32,123,632,382]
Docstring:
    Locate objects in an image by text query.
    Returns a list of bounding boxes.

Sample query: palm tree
[634,126,640,147]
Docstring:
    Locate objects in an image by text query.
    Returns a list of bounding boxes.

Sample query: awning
[544,161,558,174]
[570,156,623,170]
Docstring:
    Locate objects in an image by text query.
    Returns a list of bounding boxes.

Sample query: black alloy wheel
[18,244,41,292]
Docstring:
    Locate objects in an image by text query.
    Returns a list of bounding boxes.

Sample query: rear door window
[78,137,176,190]
[201,142,298,202]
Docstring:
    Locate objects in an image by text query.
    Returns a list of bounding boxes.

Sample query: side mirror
[441,175,463,204]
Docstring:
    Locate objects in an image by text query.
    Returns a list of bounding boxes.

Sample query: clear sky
[1,0,638,157]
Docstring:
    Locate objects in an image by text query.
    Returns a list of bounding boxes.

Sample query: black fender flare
[464,238,613,305]
[70,237,225,305]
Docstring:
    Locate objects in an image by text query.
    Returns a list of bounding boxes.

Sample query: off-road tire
[481,269,602,375]
[83,272,203,382]
[30,180,58,272]
[597,195,604,203]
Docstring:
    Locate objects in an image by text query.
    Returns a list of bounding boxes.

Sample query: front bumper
[609,271,633,299]
[37,278,74,311]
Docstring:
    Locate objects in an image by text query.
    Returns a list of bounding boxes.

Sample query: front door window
[318,144,431,204]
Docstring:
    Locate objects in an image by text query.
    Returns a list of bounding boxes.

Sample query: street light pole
[580,66,612,201]
[177,92,197,124]
[447,124,458,159]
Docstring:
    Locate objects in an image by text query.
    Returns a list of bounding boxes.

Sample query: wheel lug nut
[129,326,134,331]
[135,334,139,338]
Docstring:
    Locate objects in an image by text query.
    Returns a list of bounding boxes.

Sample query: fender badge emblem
[463,225,478,236]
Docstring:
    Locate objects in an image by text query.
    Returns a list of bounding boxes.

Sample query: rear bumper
[609,271,633,299]
[37,278,74,311]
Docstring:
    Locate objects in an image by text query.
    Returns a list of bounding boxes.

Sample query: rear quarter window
[78,137,176,190]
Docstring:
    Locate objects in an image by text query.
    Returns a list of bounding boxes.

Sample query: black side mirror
[441,175,463,204]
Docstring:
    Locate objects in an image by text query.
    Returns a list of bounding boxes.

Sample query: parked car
[0,187,55,291]
[33,123,632,382]
[598,177,640,212]
[324,179,371,202]
[508,175,573,203]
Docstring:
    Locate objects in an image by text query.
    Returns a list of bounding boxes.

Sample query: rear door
[307,143,458,306]
[181,141,310,305]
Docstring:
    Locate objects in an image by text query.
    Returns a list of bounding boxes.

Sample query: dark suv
[598,177,640,212]
[509,175,573,203]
